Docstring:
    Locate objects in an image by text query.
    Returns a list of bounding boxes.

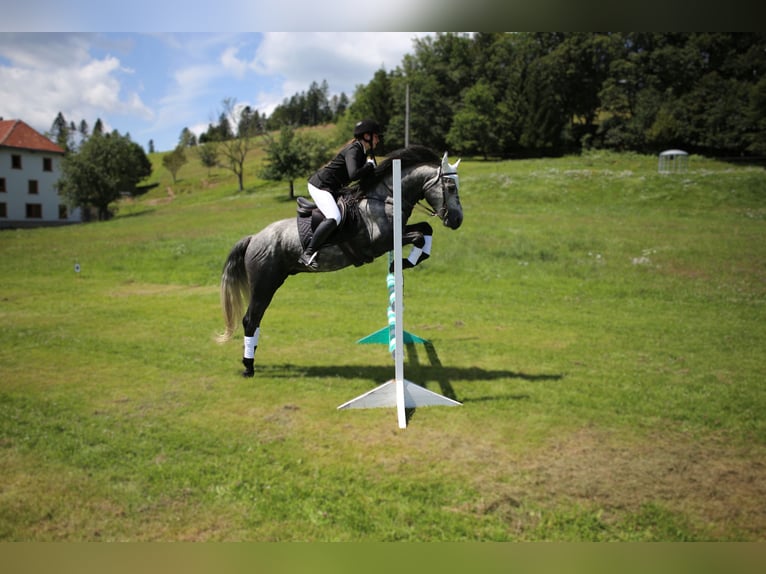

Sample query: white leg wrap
[406,235,433,267]
[407,247,423,266]
[243,328,260,359]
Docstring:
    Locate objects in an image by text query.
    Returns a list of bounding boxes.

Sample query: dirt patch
[467,427,766,539]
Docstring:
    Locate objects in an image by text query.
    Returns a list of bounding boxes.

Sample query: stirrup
[298,250,319,269]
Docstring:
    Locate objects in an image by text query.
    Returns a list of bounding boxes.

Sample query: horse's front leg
[391,222,433,272]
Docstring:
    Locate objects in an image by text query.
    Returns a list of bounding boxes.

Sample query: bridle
[375,162,459,223]
[417,167,459,221]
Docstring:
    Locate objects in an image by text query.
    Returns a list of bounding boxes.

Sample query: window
[26,203,42,219]
[11,155,22,169]
[28,180,39,195]
[0,203,6,218]
[59,204,68,220]
[43,157,53,172]
[0,178,5,193]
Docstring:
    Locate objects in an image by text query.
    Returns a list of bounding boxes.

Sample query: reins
[372,166,454,220]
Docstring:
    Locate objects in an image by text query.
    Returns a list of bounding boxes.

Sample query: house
[0,119,82,228]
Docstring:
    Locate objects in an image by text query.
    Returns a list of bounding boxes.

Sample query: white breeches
[308,183,342,224]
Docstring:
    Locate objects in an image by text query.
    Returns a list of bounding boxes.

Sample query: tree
[447,80,499,158]
[238,106,263,137]
[196,142,219,177]
[93,118,104,136]
[347,68,394,134]
[78,119,89,140]
[162,146,188,183]
[179,127,197,148]
[57,131,152,220]
[746,76,766,155]
[305,80,332,126]
[199,112,234,143]
[204,98,261,191]
[519,55,568,152]
[329,92,350,120]
[50,112,71,152]
[387,33,475,150]
[261,125,332,198]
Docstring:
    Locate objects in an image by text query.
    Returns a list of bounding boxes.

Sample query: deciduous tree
[57,131,152,220]
[162,146,188,183]
[261,125,332,198]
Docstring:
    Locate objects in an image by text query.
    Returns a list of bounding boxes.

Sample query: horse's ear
[441,151,451,172]
[442,151,460,174]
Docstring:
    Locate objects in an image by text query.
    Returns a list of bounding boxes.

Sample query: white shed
[658,149,689,173]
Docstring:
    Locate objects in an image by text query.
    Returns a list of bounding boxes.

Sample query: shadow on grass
[256,341,564,406]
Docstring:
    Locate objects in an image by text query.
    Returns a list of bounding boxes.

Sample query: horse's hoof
[390,259,414,273]
[241,357,255,378]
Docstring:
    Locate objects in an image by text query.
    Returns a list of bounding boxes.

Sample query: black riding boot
[299,218,337,270]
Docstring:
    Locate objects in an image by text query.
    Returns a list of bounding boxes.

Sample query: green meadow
[1,146,765,541]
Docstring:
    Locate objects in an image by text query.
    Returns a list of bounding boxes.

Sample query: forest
[200,32,766,160]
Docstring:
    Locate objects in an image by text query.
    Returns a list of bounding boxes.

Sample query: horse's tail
[216,236,251,343]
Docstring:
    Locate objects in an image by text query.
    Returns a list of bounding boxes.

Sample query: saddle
[296,195,349,227]
[295,193,372,266]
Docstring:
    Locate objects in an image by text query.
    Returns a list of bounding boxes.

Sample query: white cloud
[0,31,430,151]
[253,32,423,88]
[248,32,427,115]
[220,46,250,79]
[0,32,152,136]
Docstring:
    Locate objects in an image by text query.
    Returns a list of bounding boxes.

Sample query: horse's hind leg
[240,274,284,378]
[241,309,260,377]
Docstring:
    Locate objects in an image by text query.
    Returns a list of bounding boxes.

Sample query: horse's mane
[348,145,440,198]
[374,145,441,178]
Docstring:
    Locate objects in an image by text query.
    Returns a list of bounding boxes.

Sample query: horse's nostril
[447,213,463,229]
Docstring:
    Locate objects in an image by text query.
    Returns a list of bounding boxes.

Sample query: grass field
[1,146,765,541]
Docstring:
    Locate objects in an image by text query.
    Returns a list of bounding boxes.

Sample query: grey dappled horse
[218,146,463,377]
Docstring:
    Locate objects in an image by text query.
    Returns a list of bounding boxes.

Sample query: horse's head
[423,151,463,229]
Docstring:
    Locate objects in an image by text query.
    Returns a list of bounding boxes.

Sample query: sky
[2,2,749,154]
[0,32,431,153]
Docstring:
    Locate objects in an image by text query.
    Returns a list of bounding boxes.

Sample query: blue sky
[0,32,429,152]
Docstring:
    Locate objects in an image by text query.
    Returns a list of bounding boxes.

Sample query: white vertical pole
[405,84,410,149]
[336,157,461,422]
[392,159,407,428]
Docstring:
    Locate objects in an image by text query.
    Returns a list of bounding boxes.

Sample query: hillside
[2,149,765,542]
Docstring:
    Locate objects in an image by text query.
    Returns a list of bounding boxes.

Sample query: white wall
[0,148,82,226]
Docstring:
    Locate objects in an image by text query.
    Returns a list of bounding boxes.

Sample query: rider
[298,119,383,269]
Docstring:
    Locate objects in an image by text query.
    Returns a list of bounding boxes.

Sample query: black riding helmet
[353,119,383,144]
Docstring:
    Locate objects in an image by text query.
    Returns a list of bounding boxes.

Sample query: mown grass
[1,146,765,541]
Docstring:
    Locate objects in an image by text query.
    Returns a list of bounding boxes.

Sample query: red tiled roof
[0,119,65,154]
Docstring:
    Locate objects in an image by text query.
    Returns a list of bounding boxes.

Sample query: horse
[217,145,463,377]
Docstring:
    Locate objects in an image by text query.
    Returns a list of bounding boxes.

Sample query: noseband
[419,169,459,221]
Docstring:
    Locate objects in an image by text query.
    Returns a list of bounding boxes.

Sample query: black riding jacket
[309,140,375,195]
